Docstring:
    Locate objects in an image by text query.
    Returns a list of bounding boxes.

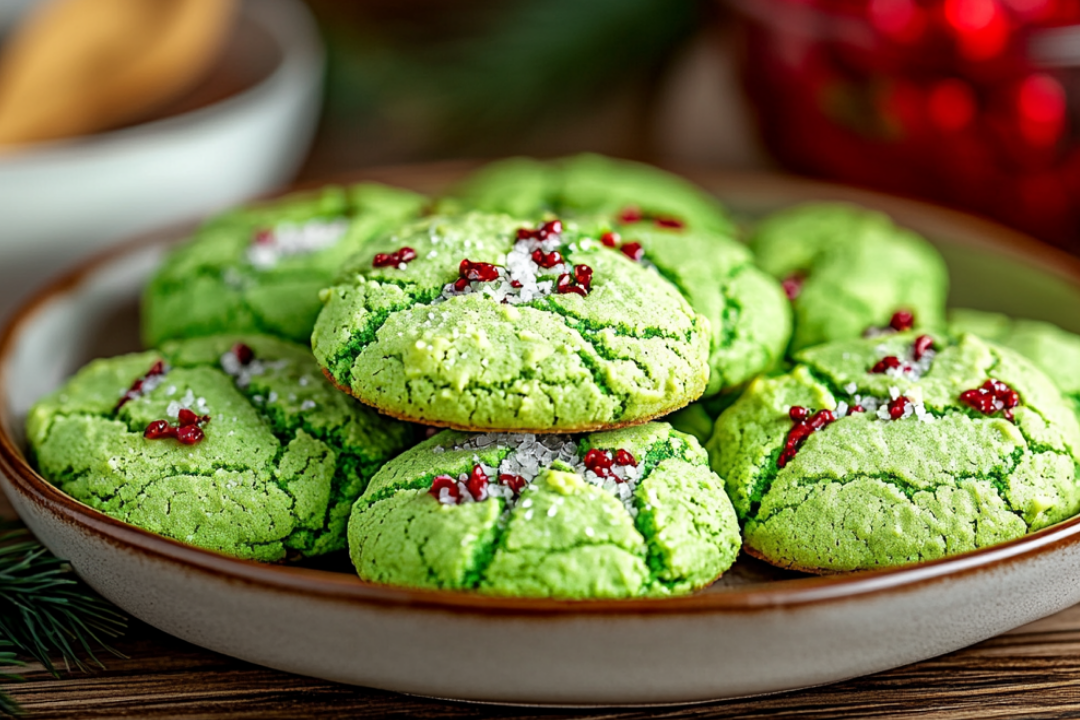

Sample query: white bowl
[3,167,1080,706]
[0,0,323,315]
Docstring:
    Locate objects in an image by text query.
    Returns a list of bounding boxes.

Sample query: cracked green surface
[348,423,740,598]
[749,203,949,352]
[312,212,711,432]
[707,332,1080,573]
[142,184,427,347]
[26,335,414,562]
[442,153,734,235]
[950,308,1080,420]
[440,155,789,395]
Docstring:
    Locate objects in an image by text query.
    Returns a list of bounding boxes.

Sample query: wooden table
[5,602,1080,718]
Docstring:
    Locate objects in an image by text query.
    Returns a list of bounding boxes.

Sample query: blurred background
[2,0,1080,315]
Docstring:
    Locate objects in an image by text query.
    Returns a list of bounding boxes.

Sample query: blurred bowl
[0,0,324,315]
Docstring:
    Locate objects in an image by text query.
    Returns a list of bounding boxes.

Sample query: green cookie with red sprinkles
[707,331,1080,574]
[440,155,791,396]
[142,183,427,347]
[347,422,741,598]
[25,335,414,562]
[748,203,949,353]
[311,211,711,433]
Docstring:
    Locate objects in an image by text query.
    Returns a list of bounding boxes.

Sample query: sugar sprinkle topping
[247,219,349,270]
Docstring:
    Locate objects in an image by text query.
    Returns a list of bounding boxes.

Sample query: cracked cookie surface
[312,212,711,432]
[26,335,414,562]
[749,203,949,353]
[950,308,1080,419]
[441,154,790,396]
[142,184,426,347]
[707,331,1080,573]
[348,422,740,598]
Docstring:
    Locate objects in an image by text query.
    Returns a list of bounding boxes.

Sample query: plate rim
[4,165,1080,618]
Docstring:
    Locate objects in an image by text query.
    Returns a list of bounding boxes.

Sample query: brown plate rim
[4,164,1080,618]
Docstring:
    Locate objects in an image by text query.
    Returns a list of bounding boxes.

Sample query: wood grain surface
[2,605,1079,719]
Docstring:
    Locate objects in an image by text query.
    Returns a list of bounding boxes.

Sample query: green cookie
[312,211,711,432]
[443,155,790,395]
[950,308,1080,419]
[443,153,733,234]
[27,335,414,562]
[348,422,741,598]
[708,331,1080,573]
[142,184,427,347]
[749,203,949,352]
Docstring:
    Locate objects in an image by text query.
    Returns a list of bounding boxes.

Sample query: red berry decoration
[253,228,274,245]
[618,206,644,223]
[778,407,837,468]
[615,449,637,467]
[889,310,915,332]
[888,396,910,420]
[115,359,169,412]
[583,448,614,477]
[959,379,1021,421]
[600,231,620,248]
[620,242,644,262]
[372,246,418,268]
[531,249,563,268]
[912,334,935,361]
[499,473,527,495]
[870,356,905,374]
[516,219,563,243]
[455,259,501,290]
[781,274,805,301]
[143,407,210,446]
[231,342,255,365]
[463,464,490,501]
[429,474,460,502]
[556,264,593,297]
[654,216,685,230]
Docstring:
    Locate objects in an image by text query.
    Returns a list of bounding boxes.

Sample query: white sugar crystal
[836,401,849,417]
[246,219,349,270]
[300,400,317,411]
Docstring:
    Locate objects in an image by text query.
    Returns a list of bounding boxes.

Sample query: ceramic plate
[3,166,1080,707]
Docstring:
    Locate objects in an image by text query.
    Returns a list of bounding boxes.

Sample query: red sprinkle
[253,228,274,245]
[618,206,644,224]
[231,343,255,365]
[583,448,614,476]
[600,231,620,248]
[115,360,168,412]
[517,219,563,243]
[778,407,836,468]
[888,396,910,420]
[870,356,905,374]
[654,216,685,230]
[556,264,594,297]
[620,242,644,262]
[499,473,527,495]
[531,249,564,268]
[144,410,210,445]
[429,474,460,502]
[464,464,489,501]
[456,258,501,290]
[584,447,637,482]
[959,379,1021,421]
[781,274,805,301]
[890,310,915,332]
[849,404,865,415]
[372,246,418,268]
[913,334,935,361]
[574,264,593,290]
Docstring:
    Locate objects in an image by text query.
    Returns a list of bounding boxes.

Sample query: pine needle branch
[0,521,128,717]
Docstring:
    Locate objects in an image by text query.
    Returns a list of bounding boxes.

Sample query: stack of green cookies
[25,156,1080,597]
